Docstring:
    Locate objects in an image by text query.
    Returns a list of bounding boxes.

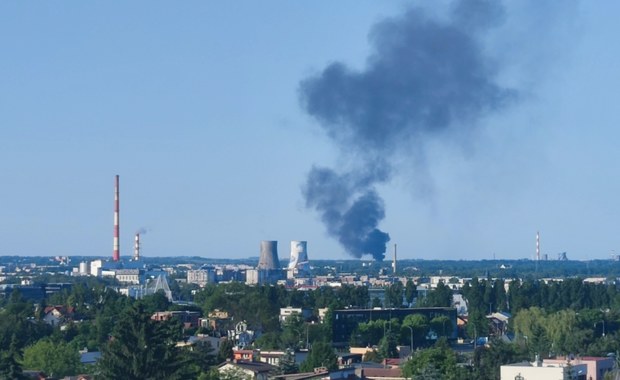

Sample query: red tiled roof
[361,367,403,377]
[580,356,611,361]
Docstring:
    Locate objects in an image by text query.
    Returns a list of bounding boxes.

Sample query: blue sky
[1,1,618,261]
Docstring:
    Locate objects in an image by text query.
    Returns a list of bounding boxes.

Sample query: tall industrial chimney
[258,241,280,270]
[133,233,140,261]
[113,175,120,262]
[392,244,397,274]
[536,231,540,261]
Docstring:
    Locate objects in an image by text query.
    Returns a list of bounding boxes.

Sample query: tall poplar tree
[98,304,191,380]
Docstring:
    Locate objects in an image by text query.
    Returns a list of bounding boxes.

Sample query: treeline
[463,277,620,316]
[310,258,620,278]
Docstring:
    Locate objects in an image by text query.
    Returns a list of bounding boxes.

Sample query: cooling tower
[258,240,280,270]
[288,241,308,269]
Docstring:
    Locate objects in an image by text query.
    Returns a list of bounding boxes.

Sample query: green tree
[403,314,429,347]
[0,335,28,380]
[430,315,452,338]
[281,313,305,349]
[466,310,489,344]
[254,332,282,350]
[187,340,218,375]
[97,304,191,380]
[546,309,580,355]
[300,341,337,372]
[22,339,81,378]
[385,282,404,308]
[378,329,399,359]
[0,290,52,351]
[277,348,299,375]
[473,339,529,380]
[351,319,385,347]
[422,281,452,308]
[513,307,550,357]
[371,297,382,308]
[218,365,251,380]
[138,290,171,315]
[363,349,381,363]
[217,338,234,363]
[405,279,417,306]
[403,339,470,380]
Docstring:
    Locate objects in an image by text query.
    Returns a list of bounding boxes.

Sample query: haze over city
[1,1,619,261]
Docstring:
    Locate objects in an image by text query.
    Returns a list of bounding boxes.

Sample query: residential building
[501,360,587,380]
[187,268,216,287]
[279,307,312,323]
[218,360,276,380]
[151,311,201,329]
[545,357,614,380]
[42,305,75,327]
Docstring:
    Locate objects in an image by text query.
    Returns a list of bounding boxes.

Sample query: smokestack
[113,175,120,262]
[133,233,140,261]
[258,241,280,270]
[536,231,540,261]
[392,244,397,274]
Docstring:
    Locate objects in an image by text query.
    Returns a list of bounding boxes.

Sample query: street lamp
[405,325,414,354]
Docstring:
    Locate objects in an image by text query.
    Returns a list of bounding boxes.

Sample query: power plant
[113,175,120,262]
[258,240,280,270]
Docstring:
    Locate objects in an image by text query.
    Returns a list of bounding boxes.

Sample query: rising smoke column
[300,0,515,261]
[303,166,390,260]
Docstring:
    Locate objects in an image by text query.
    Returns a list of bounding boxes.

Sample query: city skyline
[1,1,619,261]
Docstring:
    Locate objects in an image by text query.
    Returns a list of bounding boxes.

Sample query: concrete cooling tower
[288,241,308,269]
[258,240,280,270]
[288,240,310,274]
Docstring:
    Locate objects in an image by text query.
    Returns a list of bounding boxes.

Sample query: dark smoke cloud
[303,166,390,261]
[300,0,516,260]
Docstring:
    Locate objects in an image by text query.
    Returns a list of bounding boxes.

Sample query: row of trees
[349,314,453,350]
[512,307,620,358]
[463,277,620,317]
[400,337,531,380]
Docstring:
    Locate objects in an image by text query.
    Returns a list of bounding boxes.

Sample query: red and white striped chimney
[113,175,120,262]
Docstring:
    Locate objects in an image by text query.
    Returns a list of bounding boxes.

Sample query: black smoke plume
[303,166,391,261]
[300,1,516,261]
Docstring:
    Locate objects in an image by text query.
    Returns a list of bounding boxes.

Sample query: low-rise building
[279,307,312,323]
[43,305,75,327]
[115,269,143,285]
[545,356,614,380]
[501,360,587,380]
[151,311,201,329]
[218,360,276,380]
